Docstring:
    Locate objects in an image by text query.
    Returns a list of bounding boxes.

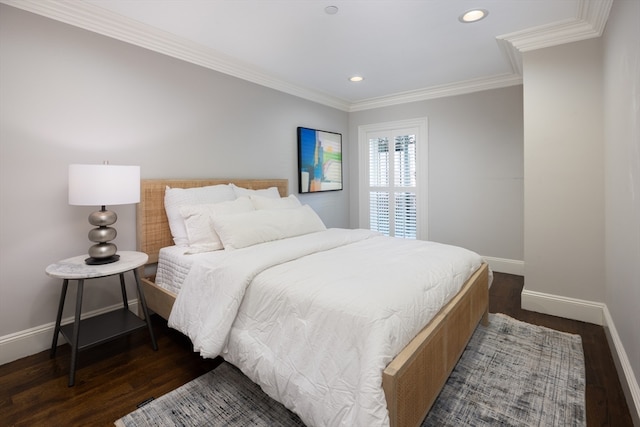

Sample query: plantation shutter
[369,137,389,235]
[368,133,417,238]
[393,134,417,238]
[359,118,427,240]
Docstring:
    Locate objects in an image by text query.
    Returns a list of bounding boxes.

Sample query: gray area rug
[423,313,585,426]
[115,314,585,426]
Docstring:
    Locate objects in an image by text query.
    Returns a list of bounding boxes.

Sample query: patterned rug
[115,314,585,426]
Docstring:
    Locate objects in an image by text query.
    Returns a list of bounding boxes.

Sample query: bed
[136,178,490,427]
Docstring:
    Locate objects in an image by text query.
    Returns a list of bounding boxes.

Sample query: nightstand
[47,251,158,386]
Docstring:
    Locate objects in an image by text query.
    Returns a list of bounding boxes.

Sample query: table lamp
[68,163,140,264]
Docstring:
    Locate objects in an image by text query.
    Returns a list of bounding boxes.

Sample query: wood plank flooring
[0,272,634,426]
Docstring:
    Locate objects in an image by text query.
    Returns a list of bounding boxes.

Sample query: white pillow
[164,184,236,246]
[212,205,326,250]
[180,197,255,253]
[250,194,302,210]
[230,183,280,199]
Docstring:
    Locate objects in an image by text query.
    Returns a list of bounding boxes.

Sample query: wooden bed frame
[136,178,489,427]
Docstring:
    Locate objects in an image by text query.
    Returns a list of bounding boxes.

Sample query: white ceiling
[2,0,612,111]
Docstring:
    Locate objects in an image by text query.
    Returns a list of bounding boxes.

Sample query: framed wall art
[297,127,343,193]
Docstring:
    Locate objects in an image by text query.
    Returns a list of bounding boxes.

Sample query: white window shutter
[358,118,428,240]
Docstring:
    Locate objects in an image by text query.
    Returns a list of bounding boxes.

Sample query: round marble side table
[46,251,157,386]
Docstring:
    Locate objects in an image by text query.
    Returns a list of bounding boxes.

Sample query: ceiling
[3,0,612,111]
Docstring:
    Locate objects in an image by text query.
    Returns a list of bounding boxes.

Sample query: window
[358,118,428,239]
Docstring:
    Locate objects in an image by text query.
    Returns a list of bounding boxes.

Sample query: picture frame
[297,127,343,193]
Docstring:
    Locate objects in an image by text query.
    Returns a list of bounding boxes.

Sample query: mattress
[155,246,228,294]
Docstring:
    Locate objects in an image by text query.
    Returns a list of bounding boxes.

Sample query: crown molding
[0,0,352,111]
[1,0,612,113]
[496,0,613,76]
[348,74,523,112]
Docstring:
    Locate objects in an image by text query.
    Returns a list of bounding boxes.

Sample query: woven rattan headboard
[136,178,288,264]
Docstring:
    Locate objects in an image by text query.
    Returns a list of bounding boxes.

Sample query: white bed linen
[168,228,484,427]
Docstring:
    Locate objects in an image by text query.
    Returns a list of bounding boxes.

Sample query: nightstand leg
[133,268,157,351]
[68,279,84,387]
[119,273,128,309]
[50,279,69,358]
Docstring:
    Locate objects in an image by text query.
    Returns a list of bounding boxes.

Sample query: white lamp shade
[68,164,140,206]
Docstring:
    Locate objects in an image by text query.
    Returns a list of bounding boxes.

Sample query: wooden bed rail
[383,263,489,427]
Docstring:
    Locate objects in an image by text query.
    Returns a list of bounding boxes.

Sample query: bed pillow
[212,205,326,250]
[179,197,255,253]
[164,184,236,246]
[230,183,280,199]
[250,194,302,210]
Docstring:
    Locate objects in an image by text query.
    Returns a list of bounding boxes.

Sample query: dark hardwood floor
[0,272,633,426]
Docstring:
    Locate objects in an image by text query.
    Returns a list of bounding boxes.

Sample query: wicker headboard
[136,178,288,264]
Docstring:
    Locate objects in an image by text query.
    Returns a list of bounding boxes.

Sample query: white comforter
[168,228,484,427]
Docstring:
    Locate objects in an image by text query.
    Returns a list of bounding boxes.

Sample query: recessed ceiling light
[349,76,364,82]
[459,9,488,23]
[325,5,338,15]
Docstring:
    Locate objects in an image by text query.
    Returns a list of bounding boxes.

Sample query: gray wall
[522,38,605,303]
[348,87,524,261]
[0,5,349,342]
[602,0,640,405]
[521,0,639,406]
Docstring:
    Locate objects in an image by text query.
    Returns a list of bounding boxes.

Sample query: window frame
[358,118,428,240]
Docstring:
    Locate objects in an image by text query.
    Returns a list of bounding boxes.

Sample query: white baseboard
[603,306,640,426]
[0,300,139,366]
[521,288,605,325]
[483,256,524,276]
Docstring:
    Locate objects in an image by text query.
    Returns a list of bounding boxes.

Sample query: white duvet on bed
[168,228,484,427]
